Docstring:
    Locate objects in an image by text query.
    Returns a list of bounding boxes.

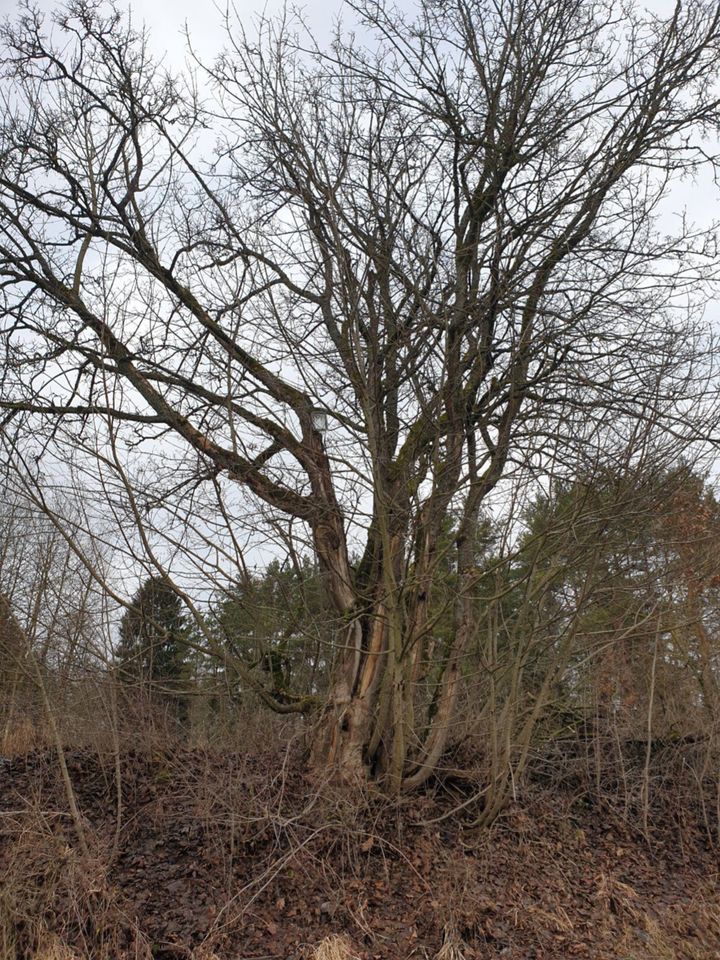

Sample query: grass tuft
[311,934,360,960]
[434,923,466,960]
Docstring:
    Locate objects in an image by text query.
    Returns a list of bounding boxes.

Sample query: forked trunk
[310,608,387,781]
[311,570,477,790]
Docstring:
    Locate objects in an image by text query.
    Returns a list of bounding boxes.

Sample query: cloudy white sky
[0,0,343,64]
[2,0,714,221]
[0,0,692,63]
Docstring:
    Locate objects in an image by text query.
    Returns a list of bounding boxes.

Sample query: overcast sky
[0,0,716,278]
[0,0,691,65]
[0,0,704,88]
[0,0,714,290]
[1,0,717,583]
[0,0,344,64]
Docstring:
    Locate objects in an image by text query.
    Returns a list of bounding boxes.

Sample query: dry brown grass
[0,715,49,756]
[613,886,720,959]
[310,934,361,960]
[0,799,151,960]
[2,717,720,960]
[25,936,82,960]
[434,923,467,960]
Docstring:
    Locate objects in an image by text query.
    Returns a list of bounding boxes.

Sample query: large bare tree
[2,0,720,788]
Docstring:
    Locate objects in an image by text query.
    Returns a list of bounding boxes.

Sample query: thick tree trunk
[310,614,385,780]
[308,423,481,789]
[311,575,476,789]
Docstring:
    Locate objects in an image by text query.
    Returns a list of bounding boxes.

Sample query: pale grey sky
[0,0,343,64]
[1,0,684,57]
[2,0,716,339]
[129,0,716,272]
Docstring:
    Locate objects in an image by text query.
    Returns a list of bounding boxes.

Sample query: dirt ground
[1,746,719,959]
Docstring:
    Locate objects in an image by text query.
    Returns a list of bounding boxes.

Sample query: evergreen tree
[213,557,332,701]
[116,577,189,716]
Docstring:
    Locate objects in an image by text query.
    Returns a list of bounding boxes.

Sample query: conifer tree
[116,576,188,717]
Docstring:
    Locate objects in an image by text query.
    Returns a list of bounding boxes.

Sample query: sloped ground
[1,746,719,959]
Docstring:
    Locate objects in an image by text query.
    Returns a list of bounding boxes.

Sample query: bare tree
[2,0,720,788]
